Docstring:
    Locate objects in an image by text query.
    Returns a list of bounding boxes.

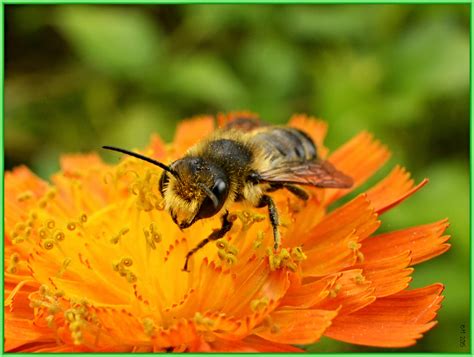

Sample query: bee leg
[283,184,309,201]
[257,195,280,251]
[182,211,233,272]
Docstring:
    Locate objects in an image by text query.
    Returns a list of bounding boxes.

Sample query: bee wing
[259,159,353,189]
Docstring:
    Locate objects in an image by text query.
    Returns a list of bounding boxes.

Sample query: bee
[103,115,353,271]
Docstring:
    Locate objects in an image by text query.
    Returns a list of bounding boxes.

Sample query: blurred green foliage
[5,4,469,352]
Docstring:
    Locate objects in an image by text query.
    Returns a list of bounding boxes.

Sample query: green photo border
[1,2,471,356]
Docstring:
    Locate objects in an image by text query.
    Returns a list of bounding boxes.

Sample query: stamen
[67,222,77,231]
[142,317,156,337]
[253,231,265,249]
[38,227,49,239]
[17,191,34,202]
[46,219,56,229]
[250,297,269,312]
[55,231,66,241]
[43,239,55,250]
[121,257,133,267]
[80,214,88,223]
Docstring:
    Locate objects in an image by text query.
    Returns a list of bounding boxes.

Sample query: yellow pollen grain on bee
[142,317,156,337]
[43,239,55,250]
[17,191,34,201]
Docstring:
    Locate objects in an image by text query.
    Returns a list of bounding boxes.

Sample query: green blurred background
[5,4,469,352]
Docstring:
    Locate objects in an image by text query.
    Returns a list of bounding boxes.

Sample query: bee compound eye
[196,178,229,220]
[212,179,227,200]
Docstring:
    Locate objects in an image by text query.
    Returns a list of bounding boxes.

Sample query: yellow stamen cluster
[112,257,137,283]
[194,312,215,328]
[130,170,161,212]
[267,247,307,272]
[250,297,269,312]
[216,239,239,266]
[143,223,162,249]
[65,299,91,345]
[348,240,365,263]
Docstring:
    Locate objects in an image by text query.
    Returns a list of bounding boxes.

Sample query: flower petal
[324,132,391,205]
[355,250,414,297]
[206,335,305,352]
[256,309,338,344]
[324,284,444,347]
[314,270,375,314]
[280,274,338,309]
[173,116,215,155]
[303,194,380,251]
[360,220,450,265]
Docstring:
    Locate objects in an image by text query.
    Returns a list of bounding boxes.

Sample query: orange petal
[373,178,428,214]
[314,270,375,315]
[147,134,167,159]
[207,335,305,352]
[173,115,215,155]
[365,166,413,212]
[303,194,380,251]
[324,132,391,205]
[288,114,329,158]
[4,317,57,351]
[325,284,444,347]
[60,153,106,176]
[355,250,413,297]
[256,309,338,345]
[361,219,450,265]
[302,231,358,277]
[217,111,260,128]
[280,274,338,308]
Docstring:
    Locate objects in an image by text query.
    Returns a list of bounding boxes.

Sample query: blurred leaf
[164,54,247,107]
[55,6,162,77]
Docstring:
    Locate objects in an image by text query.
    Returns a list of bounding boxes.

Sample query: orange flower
[4,113,450,352]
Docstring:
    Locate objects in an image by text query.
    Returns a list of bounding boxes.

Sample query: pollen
[17,191,34,201]
[250,297,269,312]
[43,239,55,250]
[142,317,156,337]
[67,222,77,231]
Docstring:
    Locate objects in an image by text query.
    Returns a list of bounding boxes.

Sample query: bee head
[159,157,230,229]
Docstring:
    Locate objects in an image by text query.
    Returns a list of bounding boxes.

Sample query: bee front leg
[257,195,280,251]
[182,211,233,272]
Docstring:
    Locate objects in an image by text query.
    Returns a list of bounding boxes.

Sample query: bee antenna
[102,146,179,178]
[198,183,219,208]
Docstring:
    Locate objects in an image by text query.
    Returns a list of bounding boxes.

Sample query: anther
[225,254,237,265]
[126,272,138,284]
[55,231,66,241]
[10,253,20,264]
[38,199,48,209]
[43,239,55,250]
[142,317,156,337]
[226,245,239,256]
[67,222,77,231]
[46,220,56,229]
[121,257,133,267]
[17,191,33,202]
[80,214,88,223]
[46,189,56,200]
[39,284,49,295]
[39,227,49,239]
[216,239,228,250]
